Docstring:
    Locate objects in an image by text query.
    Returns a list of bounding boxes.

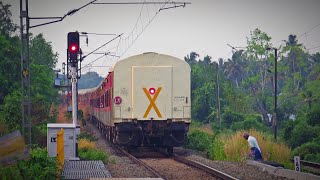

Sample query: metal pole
[274,49,278,140]
[216,64,221,128]
[71,66,78,125]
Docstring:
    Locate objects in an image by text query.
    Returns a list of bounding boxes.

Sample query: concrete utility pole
[20,0,31,145]
[274,48,278,140]
[216,64,221,128]
[267,47,278,140]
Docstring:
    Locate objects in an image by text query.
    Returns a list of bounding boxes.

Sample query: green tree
[224,50,246,88]
[31,64,57,125]
[243,28,273,125]
[0,2,17,36]
[0,3,58,134]
[184,51,199,65]
[30,34,58,69]
[277,35,311,120]
[0,35,20,104]
[186,53,218,122]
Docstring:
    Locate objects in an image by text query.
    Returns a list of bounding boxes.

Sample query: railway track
[87,121,294,179]
[118,147,238,180]
[173,154,238,180]
[300,160,320,169]
[120,148,164,179]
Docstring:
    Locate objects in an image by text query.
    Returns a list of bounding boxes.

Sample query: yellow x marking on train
[143,87,162,118]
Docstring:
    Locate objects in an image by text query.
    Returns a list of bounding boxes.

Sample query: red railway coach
[79,52,191,152]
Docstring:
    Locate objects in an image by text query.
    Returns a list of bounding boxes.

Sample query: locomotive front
[112,52,191,150]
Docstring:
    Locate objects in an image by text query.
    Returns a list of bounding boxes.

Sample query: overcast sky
[4,0,320,76]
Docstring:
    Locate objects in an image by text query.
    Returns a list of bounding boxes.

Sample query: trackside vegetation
[184,27,320,166]
[186,125,292,167]
[0,147,56,180]
[78,134,110,163]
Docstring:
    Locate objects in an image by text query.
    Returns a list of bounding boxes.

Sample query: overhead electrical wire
[297,22,320,39]
[114,0,187,61]
[307,44,320,51]
[81,0,189,76]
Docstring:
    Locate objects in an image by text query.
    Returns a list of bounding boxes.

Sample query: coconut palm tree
[223,50,246,88]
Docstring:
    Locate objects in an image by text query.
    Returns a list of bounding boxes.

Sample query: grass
[222,129,291,166]
[79,148,109,163]
[78,138,109,163]
[78,132,98,142]
[186,126,292,167]
[78,139,96,149]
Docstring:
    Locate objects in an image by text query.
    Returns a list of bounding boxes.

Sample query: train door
[132,66,172,120]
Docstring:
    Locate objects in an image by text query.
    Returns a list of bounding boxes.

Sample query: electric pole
[20,0,31,145]
[267,47,278,140]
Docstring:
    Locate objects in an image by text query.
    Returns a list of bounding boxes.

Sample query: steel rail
[173,154,239,180]
[119,148,164,179]
[300,160,320,169]
[290,159,320,169]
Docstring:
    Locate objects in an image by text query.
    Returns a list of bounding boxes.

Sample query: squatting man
[243,132,263,161]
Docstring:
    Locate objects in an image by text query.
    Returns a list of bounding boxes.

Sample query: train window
[108,90,110,107]
[105,91,107,107]
[101,94,105,108]
[107,90,109,107]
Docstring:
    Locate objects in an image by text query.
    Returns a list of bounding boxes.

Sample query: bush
[18,147,56,180]
[292,138,320,163]
[32,124,47,147]
[207,137,226,160]
[79,148,109,163]
[78,131,98,142]
[0,165,22,180]
[185,129,213,152]
[78,138,109,163]
[0,147,57,180]
[305,105,320,126]
[287,121,317,148]
[78,138,96,149]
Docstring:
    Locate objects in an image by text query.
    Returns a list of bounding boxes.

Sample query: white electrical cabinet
[47,123,77,159]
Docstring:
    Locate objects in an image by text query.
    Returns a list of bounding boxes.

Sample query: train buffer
[61,160,111,179]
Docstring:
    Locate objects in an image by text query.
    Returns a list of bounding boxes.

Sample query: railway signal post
[67,32,80,126]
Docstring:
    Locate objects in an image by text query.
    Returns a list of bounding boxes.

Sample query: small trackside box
[47,123,77,159]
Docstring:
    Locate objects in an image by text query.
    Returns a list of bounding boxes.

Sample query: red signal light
[67,32,80,62]
[149,88,156,95]
[70,45,78,52]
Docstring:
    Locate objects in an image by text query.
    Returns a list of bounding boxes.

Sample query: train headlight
[149,88,156,95]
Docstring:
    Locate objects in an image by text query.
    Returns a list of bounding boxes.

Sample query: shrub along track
[84,121,290,180]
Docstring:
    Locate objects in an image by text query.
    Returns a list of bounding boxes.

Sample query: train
[78,52,191,152]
